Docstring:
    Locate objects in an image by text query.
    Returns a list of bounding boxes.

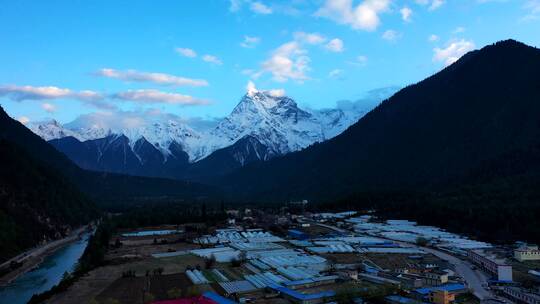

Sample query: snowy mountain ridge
[29,83,395,164]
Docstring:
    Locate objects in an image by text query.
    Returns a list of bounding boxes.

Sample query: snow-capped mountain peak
[29,83,398,168]
[236,81,289,112]
[29,119,83,141]
[207,83,325,158]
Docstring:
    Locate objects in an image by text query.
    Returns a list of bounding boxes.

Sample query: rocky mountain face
[30,84,389,180]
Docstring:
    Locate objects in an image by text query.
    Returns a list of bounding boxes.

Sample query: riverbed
[0,232,91,304]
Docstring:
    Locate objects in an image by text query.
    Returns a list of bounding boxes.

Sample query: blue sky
[1,0,539,126]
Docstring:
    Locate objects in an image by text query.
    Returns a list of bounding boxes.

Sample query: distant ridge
[29,85,388,181]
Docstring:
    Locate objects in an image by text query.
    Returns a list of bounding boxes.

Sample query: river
[0,232,91,304]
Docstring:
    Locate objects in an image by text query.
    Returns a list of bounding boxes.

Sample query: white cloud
[428,34,440,42]
[358,55,368,63]
[0,85,110,109]
[250,1,272,14]
[328,69,344,78]
[260,41,310,82]
[77,90,103,100]
[522,0,540,20]
[42,103,57,113]
[433,39,475,66]
[415,0,445,11]
[229,0,304,16]
[400,7,413,22]
[382,29,401,41]
[429,0,445,10]
[0,85,70,100]
[240,36,261,48]
[68,109,220,133]
[267,88,286,97]
[255,32,342,83]
[315,0,391,31]
[17,116,30,124]
[293,31,327,45]
[96,68,208,87]
[229,0,273,15]
[0,85,103,102]
[175,47,197,58]
[245,81,285,97]
[356,55,369,66]
[452,26,466,34]
[202,54,223,65]
[246,80,258,95]
[241,68,255,76]
[294,33,345,52]
[332,86,400,112]
[325,38,345,52]
[175,48,223,66]
[229,0,242,12]
[112,89,209,106]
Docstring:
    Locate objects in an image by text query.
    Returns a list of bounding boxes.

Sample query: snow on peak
[266,88,286,98]
[207,87,326,159]
[29,119,84,141]
[27,86,397,163]
[244,81,286,108]
[246,80,258,97]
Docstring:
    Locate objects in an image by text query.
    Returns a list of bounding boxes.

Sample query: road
[420,246,491,299]
[0,226,88,286]
[0,226,87,268]
[388,240,513,303]
[387,239,494,299]
[318,221,501,301]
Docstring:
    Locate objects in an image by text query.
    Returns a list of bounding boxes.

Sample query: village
[46,207,540,304]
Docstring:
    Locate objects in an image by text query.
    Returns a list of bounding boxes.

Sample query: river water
[0,232,91,304]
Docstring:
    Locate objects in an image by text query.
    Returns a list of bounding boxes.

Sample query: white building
[515,244,540,262]
[468,250,512,281]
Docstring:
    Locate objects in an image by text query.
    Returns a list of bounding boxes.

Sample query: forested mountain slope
[0,107,220,207]
[0,140,98,262]
[220,40,540,202]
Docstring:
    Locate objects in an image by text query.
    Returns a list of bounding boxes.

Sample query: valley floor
[44,236,205,304]
[35,212,540,304]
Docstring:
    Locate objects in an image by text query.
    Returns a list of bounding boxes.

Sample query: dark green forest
[0,140,99,262]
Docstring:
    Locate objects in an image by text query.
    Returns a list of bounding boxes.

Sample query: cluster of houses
[149,209,540,304]
[181,215,475,304]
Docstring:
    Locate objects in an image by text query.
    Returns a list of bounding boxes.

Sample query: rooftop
[414,284,467,295]
[202,292,238,304]
[152,296,217,304]
[385,295,425,304]
[270,285,336,300]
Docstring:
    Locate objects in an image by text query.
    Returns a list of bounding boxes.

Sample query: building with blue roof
[288,229,310,240]
[413,283,468,302]
[269,285,335,304]
[385,295,426,304]
[202,291,238,304]
[414,283,468,296]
